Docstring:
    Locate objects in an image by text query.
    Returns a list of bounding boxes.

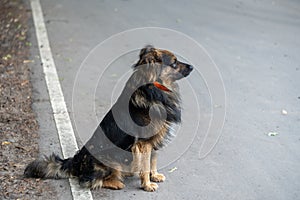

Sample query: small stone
[2,141,11,145]
[267,132,278,137]
[281,109,288,115]
[168,167,177,173]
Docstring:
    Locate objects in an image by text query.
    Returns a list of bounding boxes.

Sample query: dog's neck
[133,67,173,92]
[153,78,172,92]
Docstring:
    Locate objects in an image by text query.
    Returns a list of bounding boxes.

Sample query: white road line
[30,0,93,199]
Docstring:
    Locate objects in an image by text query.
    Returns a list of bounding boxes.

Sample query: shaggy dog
[24,45,193,192]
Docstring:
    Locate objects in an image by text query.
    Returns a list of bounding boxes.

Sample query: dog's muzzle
[182,64,193,77]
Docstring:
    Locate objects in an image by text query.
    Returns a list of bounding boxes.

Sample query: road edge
[29,0,93,199]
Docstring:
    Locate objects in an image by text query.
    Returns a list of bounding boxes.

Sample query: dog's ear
[133,45,157,68]
[139,45,155,59]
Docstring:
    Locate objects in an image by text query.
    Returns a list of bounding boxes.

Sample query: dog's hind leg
[78,176,104,190]
[78,174,102,189]
[78,163,110,190]
[102,165,125,190]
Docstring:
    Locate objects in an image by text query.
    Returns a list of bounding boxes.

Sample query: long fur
[24,45,193,191]
[24,153,71,179]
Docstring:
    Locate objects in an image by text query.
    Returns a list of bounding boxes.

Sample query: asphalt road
[31,0,300,199]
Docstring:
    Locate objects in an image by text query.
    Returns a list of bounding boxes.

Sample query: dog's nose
[187,65,193,71]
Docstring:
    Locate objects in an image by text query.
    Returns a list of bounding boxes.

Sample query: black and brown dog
[24,45,193,192]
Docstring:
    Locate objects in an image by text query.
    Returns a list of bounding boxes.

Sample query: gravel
[0,0,57,199]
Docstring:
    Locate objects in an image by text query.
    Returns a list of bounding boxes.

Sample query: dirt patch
[0,0,56,199]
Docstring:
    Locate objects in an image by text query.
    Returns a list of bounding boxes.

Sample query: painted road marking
[30,0,93,199]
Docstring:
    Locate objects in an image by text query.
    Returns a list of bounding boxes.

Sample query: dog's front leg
[150,151,166,182]
[132,141,158,192]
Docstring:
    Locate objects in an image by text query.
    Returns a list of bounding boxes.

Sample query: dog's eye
[171,60,177,68]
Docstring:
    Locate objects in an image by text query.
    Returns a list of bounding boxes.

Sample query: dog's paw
[103,179,125,190]
[142,182,158,192]
[151,173,166,182]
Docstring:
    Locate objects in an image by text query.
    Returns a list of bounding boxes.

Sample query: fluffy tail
[24,153,72,179]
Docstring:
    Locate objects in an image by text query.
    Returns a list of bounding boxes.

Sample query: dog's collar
[153,79,172,92]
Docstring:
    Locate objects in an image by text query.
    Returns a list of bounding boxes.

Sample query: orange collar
[153,81,172,92]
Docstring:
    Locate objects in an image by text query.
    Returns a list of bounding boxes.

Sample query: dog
[24,45,193,192]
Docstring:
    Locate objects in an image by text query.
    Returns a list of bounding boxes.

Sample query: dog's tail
[24,153,73,179]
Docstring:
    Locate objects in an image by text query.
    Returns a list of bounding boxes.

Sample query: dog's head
[133,45,193,83]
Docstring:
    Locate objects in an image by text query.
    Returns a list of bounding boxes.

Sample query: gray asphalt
[31,0,300,199]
